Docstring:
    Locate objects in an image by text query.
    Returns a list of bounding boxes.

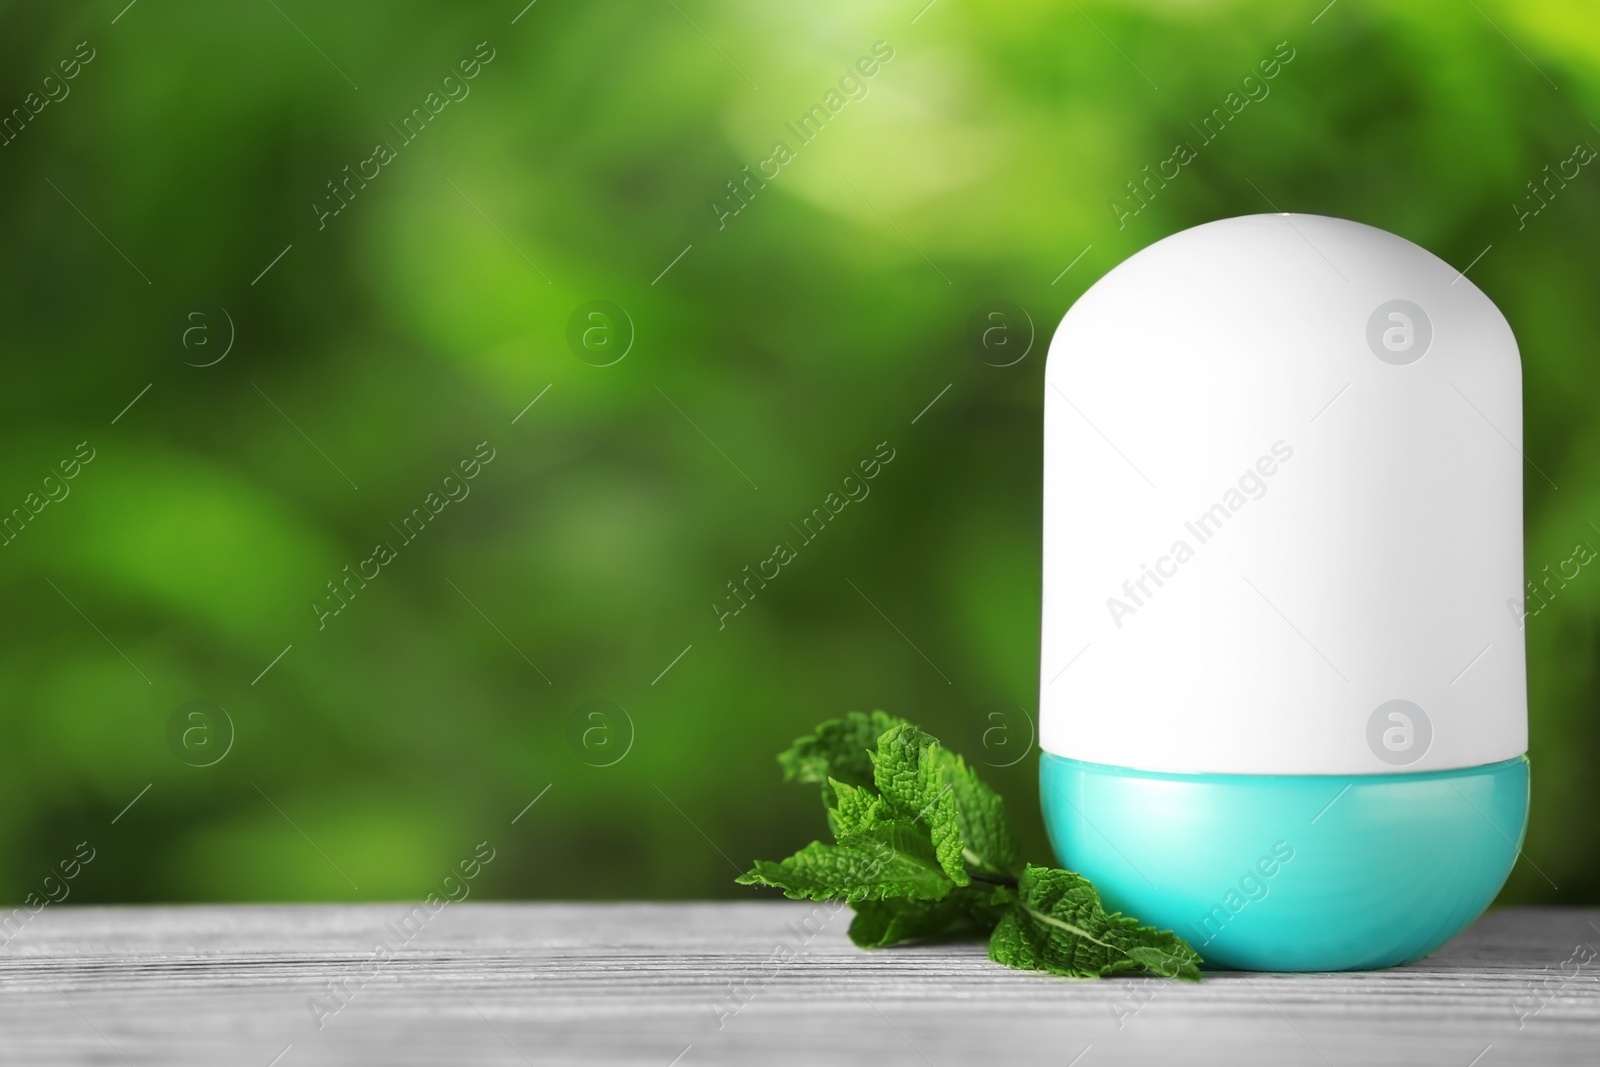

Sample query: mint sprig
[739,821,953,903]
[991,864,1202,980]
[778,709,907,799]
[848,884,1014,949]
[737,711,1202,981]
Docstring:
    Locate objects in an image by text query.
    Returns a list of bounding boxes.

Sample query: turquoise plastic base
[1041,752,1529,971]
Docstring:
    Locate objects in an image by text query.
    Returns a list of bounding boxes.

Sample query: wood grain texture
[1,903,1597,1066]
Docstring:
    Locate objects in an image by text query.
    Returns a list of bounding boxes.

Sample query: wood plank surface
[1,903,1596,1065]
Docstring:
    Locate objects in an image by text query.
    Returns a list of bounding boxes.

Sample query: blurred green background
[0,0,1595,909]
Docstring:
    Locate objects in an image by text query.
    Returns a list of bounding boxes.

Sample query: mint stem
[968,870,1018,888]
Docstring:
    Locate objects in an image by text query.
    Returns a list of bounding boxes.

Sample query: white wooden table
[1,903,1595,1065]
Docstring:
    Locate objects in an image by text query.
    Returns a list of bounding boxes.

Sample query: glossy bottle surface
[1042,752,1530,971]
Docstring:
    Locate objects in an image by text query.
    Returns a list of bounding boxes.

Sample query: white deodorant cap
[1040,214,1526,775]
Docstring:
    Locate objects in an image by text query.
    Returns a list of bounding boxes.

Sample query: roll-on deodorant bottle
[1040,214,1529,971]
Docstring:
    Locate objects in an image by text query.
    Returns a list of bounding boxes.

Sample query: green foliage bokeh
[1,0,1595,907]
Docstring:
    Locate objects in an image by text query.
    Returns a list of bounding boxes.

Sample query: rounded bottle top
[1040,214,1525,776]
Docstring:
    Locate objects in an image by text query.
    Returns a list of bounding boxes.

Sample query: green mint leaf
[745,713,1197,984]
[871,723,1021,883]
[926,744,1022,878]
[871,724,968,884]
[827,777,892,838]
[848,883,1016,949]
[779,710,908,803]
[988,864,1202,981]
[736,821,955,903]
